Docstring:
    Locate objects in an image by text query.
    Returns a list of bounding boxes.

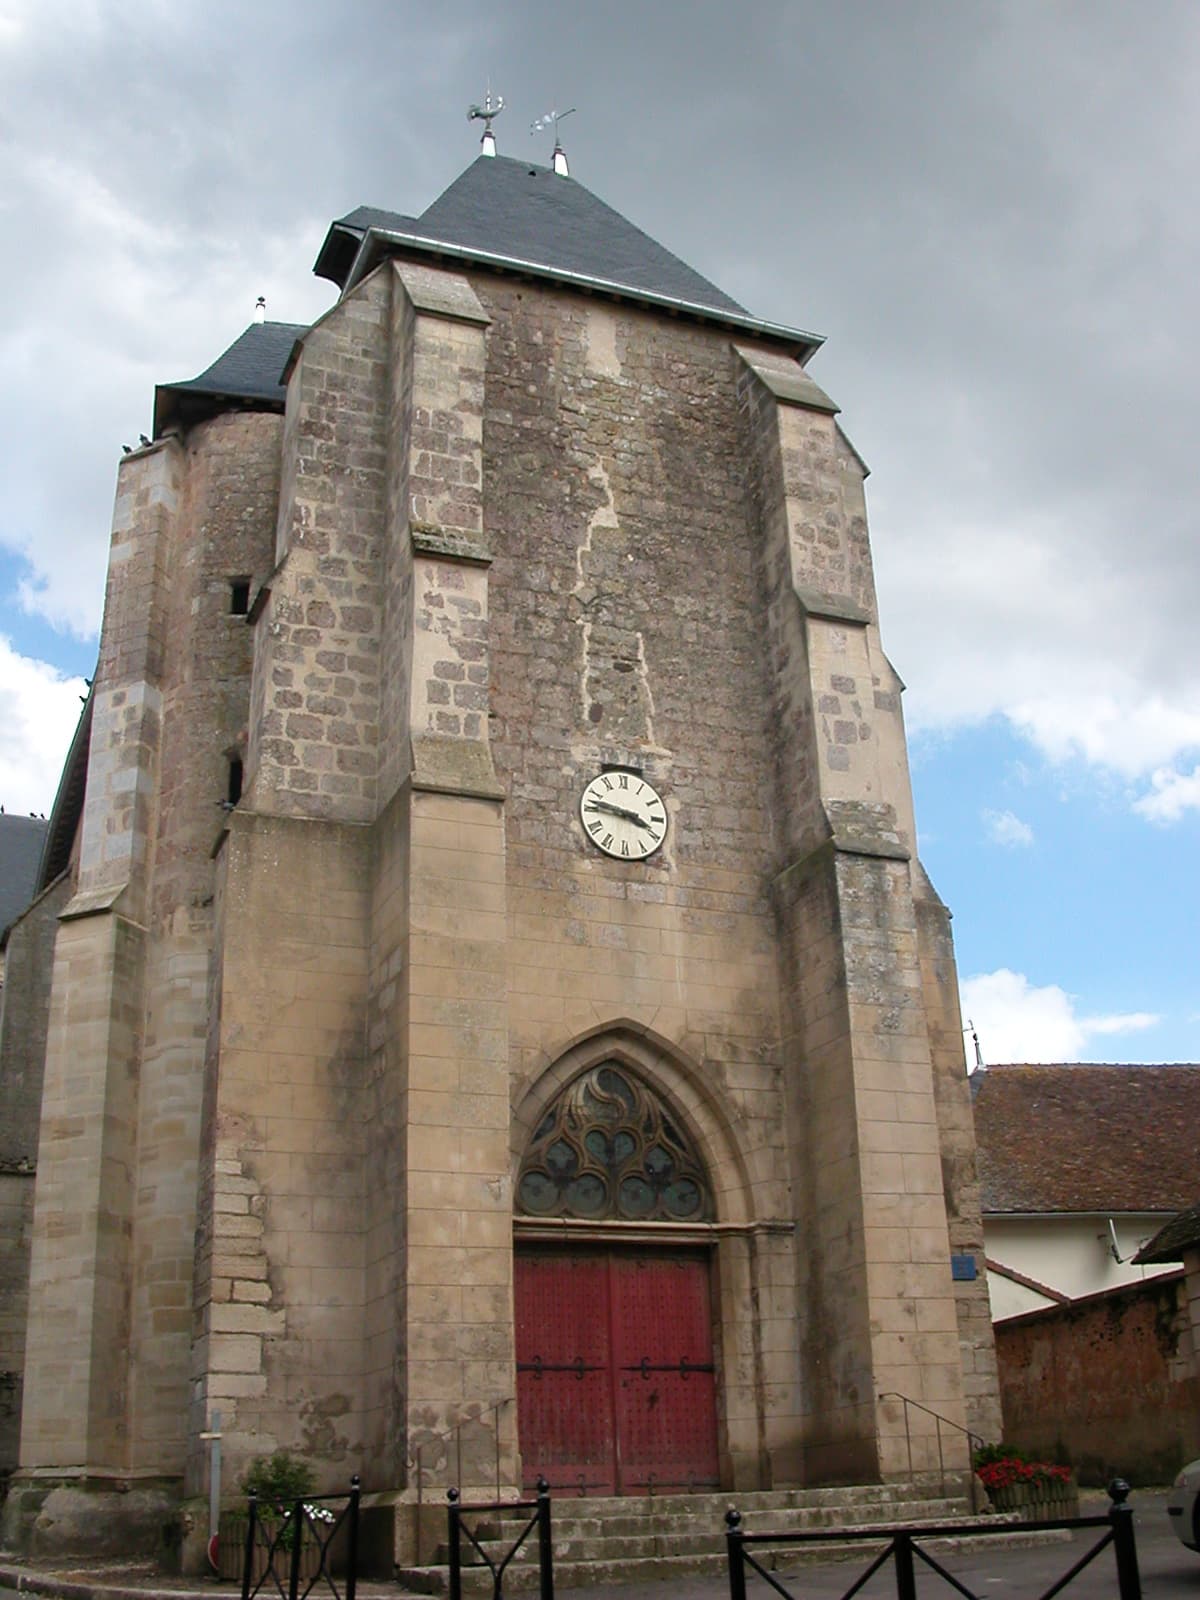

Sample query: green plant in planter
[240,1452,317,1550]
[973,1442,1028,1470]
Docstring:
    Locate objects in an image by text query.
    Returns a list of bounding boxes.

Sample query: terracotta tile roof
[973,1063,1200,1214]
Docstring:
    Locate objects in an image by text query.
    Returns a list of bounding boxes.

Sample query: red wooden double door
[515,1246,719,1495]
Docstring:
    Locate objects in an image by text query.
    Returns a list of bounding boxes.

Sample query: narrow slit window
[227,756,243,807]
[229,578,251,616]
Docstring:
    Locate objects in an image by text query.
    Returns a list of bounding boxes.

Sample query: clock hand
[585,799,635,820]
[585,799,654,830]
[585,799,644,825]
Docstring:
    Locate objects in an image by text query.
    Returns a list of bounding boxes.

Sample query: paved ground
[3,1491,1197,1600]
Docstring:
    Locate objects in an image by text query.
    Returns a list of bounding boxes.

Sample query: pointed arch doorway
[513,1062,720,1495]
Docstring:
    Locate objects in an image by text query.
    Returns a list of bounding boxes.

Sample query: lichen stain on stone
[300,1391,352,1461]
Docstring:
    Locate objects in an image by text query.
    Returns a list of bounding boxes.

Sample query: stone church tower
[1,151,999,1555]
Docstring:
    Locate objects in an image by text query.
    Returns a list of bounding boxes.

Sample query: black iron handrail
[413,1396,516,1565]
[724,1478,1142,1600]
[877,1390,988,1511]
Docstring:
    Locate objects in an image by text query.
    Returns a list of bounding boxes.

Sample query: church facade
[1,152,999,1555]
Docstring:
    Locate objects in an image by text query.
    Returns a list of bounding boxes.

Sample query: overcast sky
[0,0,1196,1064]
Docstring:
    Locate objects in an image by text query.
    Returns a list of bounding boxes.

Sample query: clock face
[579,772,667,860]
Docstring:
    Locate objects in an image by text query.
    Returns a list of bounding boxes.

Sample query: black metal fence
[447,1477,554,1600]
[240,1476,360,1600]
[724,1479,1143,1600]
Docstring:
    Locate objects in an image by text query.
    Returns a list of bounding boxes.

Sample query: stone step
[399,1525,1068,1593]
[475,1480,969,1523]
[442,1497,972,1559]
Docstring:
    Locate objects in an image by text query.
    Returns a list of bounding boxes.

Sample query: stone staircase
[397,1481,1044,1592]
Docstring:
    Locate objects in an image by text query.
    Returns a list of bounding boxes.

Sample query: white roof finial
[467,88,505,156]
[531,107,576,176]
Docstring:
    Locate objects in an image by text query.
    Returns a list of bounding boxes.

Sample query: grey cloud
[1,0,1197,785]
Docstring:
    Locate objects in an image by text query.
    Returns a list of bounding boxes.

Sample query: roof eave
[153,383,289,440]
[343,226,824,359]
[982,1206,1185,1219]
[314,221,366,287]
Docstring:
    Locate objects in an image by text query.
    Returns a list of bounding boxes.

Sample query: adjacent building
[973,1063,1199,1320]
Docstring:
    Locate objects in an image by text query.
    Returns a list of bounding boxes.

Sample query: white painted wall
[984,1212,1181,1322]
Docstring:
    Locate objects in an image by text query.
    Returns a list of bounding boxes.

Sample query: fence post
[345,1475,360,1600]
[448,1488,462,1600]
[536,1475,554,1600]
[1108,1479,1142,1600]
[415,1446,424,1568]
[241,1490,258,1600]
[894,1530,917,1600]
[287,1497,302,1600]
[725,1509,746,1600]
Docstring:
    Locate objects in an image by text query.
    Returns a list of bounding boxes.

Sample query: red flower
[976,1456,1070,1491]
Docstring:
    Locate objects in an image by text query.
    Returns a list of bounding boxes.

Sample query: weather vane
[530,107,576,176]
[467,88,505,156]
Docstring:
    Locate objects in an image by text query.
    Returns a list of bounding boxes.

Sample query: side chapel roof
[153,321,308,438]
[0,812,48,939]
[973,1063,1200,1215]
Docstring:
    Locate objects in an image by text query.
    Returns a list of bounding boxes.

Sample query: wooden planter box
[987,1480,1079,1521]
[217,1512,325,1585]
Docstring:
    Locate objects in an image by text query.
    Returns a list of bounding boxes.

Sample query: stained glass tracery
[517,1063,713,1223]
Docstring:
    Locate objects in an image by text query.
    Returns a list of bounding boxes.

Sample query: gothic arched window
[517,1063,713,1223]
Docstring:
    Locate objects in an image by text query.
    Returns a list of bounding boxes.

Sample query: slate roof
[973,1063,1200,1214]
[36,689,92,894]
[316,156,822,355]
[315,155,748,317]
[154,321,306,438]
[0,812,49,939]
[155,156,820,441]
[1134,1201,1200,1264]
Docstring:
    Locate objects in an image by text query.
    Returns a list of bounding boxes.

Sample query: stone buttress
[735,344,994,1479]
[193,260,515,1508]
